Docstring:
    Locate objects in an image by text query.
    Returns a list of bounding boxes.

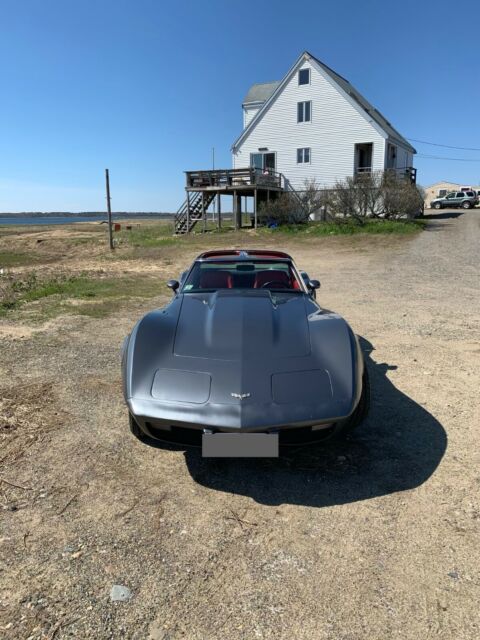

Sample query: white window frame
[298,68,310,86]
[297,101,312,123]
[297,148,311,164]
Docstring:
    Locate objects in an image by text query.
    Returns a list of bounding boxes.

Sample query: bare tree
[294,178,331,221]
[325,177,364,223]
[258,173,423,226]
[258,178,329,225]
[381,173,424,219]
[258,192,302,225]
[325,172,423,221]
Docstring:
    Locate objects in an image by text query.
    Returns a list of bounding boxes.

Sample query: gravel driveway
[1,210,479,639]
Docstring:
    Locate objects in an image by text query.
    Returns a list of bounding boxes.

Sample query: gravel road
[1,210,479,639]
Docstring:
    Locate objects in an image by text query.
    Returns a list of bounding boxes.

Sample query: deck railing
[355,166,417,184]
[185,167,283,189]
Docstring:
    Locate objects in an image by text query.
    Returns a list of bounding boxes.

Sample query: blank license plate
[202,433,279,458]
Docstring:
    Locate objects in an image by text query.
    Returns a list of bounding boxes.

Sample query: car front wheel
[433,202,442,210]
[129,413,148,443]
[332,365,370,440]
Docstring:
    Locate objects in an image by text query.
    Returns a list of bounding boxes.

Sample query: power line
[408,137,480,152]
[417,154,480,162]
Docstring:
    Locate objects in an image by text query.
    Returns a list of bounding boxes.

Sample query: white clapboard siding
[396,146,409,169]
[234,59,394,189]
[243,105,261,129]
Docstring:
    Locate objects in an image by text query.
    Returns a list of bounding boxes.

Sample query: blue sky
[1,0,480,212]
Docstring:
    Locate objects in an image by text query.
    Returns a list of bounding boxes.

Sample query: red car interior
[254,270,292,289]
[198,267,301,290]
[199,271,233,289]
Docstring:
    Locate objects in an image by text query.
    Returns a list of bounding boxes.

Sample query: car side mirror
[167,279,179,292]
[308,279,320,290]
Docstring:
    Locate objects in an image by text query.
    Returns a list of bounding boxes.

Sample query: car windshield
[182,260,303,292]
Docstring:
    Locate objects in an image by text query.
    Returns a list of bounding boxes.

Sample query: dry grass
[0,382,62,467]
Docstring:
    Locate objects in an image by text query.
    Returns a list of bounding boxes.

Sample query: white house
[232,51,416,190]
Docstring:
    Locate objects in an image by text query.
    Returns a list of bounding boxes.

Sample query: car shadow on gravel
[181,336,448,507]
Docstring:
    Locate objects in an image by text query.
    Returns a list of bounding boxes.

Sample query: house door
[250,152,276,172]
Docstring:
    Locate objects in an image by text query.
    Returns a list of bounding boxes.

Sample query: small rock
[110,585,132,602]
[447,570,459,580]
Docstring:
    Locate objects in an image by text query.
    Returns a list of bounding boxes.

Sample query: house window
[250,152,276,171]
[297,148,311,163]
[438,189,447,197]
[297,101,311,123]
[298,68,310,85]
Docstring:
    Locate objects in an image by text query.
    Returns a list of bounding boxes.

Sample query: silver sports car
[122,249,369,457]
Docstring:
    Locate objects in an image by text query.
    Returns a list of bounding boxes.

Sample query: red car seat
[254,270,291,289]
[199,271,232,289]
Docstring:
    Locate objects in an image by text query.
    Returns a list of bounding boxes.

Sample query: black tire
[129,412,148,443]
[334,365,370,439]
[462,201,472,209]
[433,202,442,210]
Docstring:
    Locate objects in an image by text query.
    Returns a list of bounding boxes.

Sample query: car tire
[433,202,442,210]
[332,365,370,439]
[129,412,148,443]
[462,201,472,209]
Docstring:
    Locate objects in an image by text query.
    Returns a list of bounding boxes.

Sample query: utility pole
[105,168,114,250]
[211,148,216,223]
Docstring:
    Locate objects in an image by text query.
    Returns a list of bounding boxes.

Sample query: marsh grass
[0,250,47,268]
[0,271,163,319]
[117,222,178,248]
[255,219,426,237]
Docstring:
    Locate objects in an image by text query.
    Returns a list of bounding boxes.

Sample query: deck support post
[202,191,206,233]
[235,193,242,229]
[233,191,236,230]
[254,188,258,229]
[186,190,190,234]
[233,190,238,230]
[217,194,221,229]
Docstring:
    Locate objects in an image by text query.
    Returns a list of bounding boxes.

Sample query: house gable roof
[232,51,416,154]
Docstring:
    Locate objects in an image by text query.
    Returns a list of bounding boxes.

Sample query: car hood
[174,291,311,361]
[126,290,356,421]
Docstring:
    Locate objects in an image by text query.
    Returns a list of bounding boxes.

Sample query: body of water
[0,215,172,226]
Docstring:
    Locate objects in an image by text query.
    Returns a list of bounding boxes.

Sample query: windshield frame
[180,258,308,294]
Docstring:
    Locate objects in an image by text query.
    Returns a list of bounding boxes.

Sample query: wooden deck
[185,167,284,191]
[175,168,285,234]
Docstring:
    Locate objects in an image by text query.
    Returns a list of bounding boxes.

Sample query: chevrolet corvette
[121,249,369,457]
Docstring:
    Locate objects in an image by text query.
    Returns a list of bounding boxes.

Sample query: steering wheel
[261,281,290,289]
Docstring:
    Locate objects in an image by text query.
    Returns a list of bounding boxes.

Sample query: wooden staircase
[174,191,217,234]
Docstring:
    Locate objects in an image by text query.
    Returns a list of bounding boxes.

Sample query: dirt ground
[1,210,479,639]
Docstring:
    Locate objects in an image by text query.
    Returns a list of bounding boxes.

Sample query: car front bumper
[127,396,354,446]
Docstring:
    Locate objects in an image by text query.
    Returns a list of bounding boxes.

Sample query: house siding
[233,60,387,190]
[243,104,261,128]
[392,144,412,170]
